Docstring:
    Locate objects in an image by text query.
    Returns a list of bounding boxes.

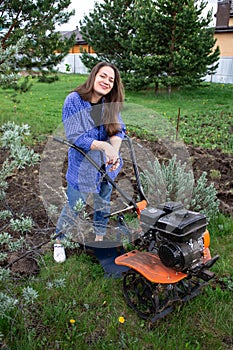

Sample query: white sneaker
[53,244,66,263]
[95,235,104,241]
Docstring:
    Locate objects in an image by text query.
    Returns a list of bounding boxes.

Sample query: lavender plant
[0,293,19,319]
[0,122,41,319]
[22,287,39,305]
[141,155,220,220]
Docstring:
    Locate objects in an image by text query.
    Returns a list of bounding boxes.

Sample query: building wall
[69,44,95,54]
[214,32,233,56]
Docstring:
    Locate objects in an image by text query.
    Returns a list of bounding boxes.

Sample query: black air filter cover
[156,209,207,242]
[140,207,165,227]
[157,201,183,214]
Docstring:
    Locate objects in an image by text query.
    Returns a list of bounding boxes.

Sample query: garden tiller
[54,135,219,322]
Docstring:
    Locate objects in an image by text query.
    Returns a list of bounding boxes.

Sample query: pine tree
[0,37,26,87]
[0,0,75,72]
[79,0,136,79]
[132,0,220,92]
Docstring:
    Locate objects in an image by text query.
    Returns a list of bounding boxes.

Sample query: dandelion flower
[69,319,76,324]
[118,316,125,324]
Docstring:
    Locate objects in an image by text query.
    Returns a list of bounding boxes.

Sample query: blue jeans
[55,181,113,238]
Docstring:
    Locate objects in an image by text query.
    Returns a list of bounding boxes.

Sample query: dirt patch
[188,145,232,214]
[0,139,232,274]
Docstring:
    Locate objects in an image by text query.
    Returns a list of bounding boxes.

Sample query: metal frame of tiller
[54,135,219,323]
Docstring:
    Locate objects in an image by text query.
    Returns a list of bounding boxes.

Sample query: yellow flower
[118,316,125,324]
[69,319,76,324]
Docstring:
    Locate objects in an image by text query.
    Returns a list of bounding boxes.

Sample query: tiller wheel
[123,270,157,320]
[123,269,208,322]
[116,250,217,322]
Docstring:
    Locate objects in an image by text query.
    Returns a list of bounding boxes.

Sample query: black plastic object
[156,209,207,243]
[157,201,183,214]
[140,207,165,231]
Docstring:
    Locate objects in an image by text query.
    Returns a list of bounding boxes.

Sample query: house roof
[215,26,233,32]
[60,27,87,45]
[215,0,233,32]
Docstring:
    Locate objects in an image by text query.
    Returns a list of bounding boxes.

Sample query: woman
[54,62,126,263]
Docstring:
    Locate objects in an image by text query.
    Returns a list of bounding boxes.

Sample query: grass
[0,74,83,141]
[0,75,233,349]
[0,74,232,150]
[123,83,233,151]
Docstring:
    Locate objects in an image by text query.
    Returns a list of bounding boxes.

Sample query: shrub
[140,155,220,220]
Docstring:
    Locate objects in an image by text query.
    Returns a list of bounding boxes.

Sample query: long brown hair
[73,62,124,136]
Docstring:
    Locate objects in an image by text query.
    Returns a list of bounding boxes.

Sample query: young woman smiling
[54,62,126,263]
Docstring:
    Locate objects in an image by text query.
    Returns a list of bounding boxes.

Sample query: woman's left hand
[108,157,120,171]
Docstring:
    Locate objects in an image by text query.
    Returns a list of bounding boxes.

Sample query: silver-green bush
[140,155,220,220]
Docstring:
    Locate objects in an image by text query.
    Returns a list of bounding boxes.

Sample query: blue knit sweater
[62,91,126,192]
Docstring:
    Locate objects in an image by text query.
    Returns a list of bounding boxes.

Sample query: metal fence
[57,54,233,84]
[55,54,90,74]
[205,57,233,84]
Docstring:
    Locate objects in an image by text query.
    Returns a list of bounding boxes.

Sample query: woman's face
[91,66,115,102]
